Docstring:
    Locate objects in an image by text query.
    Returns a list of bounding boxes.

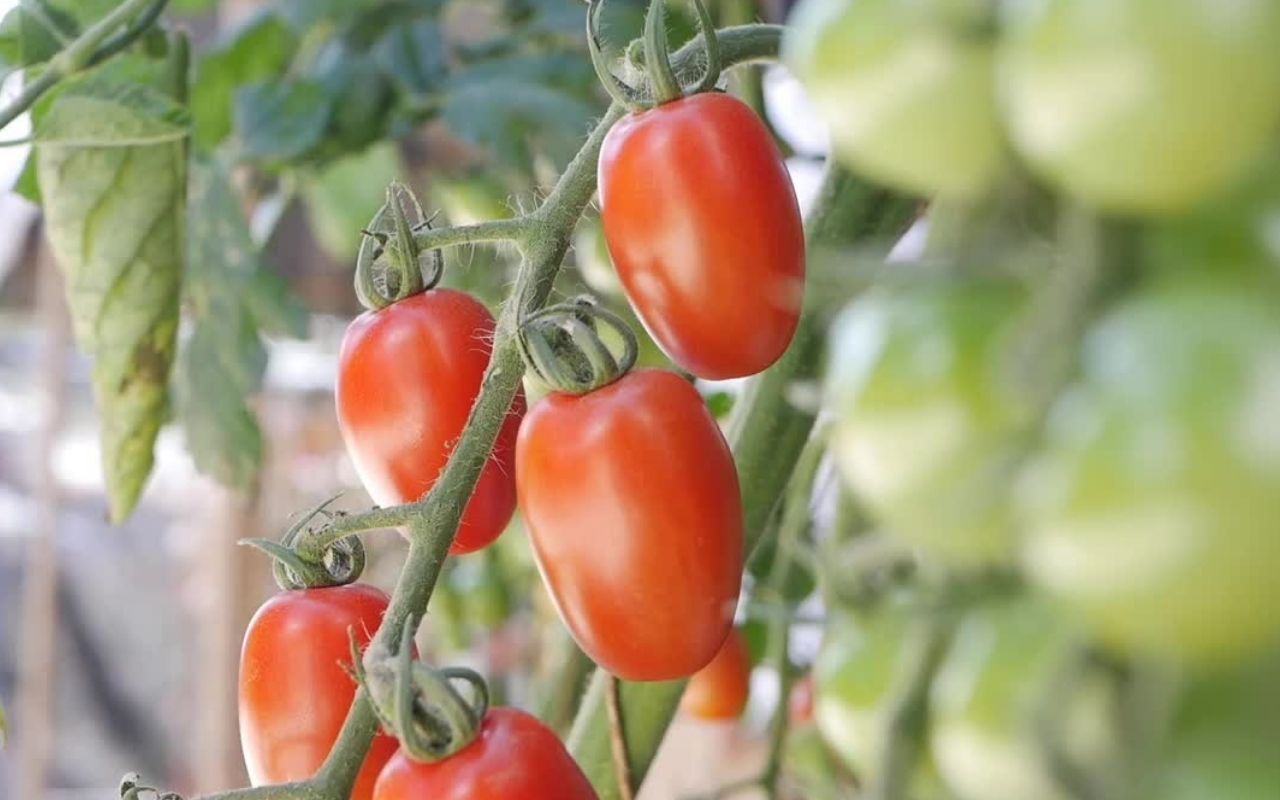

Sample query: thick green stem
[864,618,952,800]
[189,24,788,800]
[569,169,915,799]
[0,0,168,132]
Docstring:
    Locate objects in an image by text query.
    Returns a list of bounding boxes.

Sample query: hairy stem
[0,0,169,132]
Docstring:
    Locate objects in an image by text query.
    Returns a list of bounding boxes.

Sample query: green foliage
[177,159,305,490]
[189,11,297,151]
[34,55,188,523]
[234,79,332,161]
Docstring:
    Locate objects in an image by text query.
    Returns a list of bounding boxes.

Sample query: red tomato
[372,708,598,800]
[239,584,399,800]
[789,674,815,726]
[337,290,526,554]
[680,627,751,720]
[599,93,805,380]
[516,369,744,681]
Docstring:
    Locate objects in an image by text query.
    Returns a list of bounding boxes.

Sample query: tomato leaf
[442,71,596,168]
[177,159,305,489]
[372,18,447,95]
[234,79,332,161]
[190,11,297,151]
[35,58,188,523]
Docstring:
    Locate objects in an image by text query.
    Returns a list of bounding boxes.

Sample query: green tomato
[827,281,1031,563]
[931,600,1112,800]
[785,0,1004,198]
[1134,654,1280,800]
[1019,281,1280,665]
[998,0,1280,216]
[814,613,945,793]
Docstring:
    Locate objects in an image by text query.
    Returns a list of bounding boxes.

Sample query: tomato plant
[337,289,526,554]
[826,281,1030,563]
[239,584,400,800]
[1019,279,1280,664]
[598,91,805,379]
[999,0,1280,215]
[516,368,743,681]
[680,627,752,720]
[372,708,598,800]
[785,0,1004,198]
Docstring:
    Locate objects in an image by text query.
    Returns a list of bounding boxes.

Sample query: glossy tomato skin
[371,708,598,800]
[680,627,751,720]
[516,369,744,681]
[599,93,805,380]
[337,290,526,554]
[239,584,399,800]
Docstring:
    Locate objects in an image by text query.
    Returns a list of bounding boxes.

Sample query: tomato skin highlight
[336,289,526,554]
[239,584,400,800]
[680,628,751,721]
[599,92,805,380]
[516,369,744,681]
[371,708,598,800]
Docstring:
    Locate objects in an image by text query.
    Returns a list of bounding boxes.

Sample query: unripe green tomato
[784,0,1004,198]
[1134,653,1280,800]
[814,613,944,794]
[1019,281,1280,665]
[998,0,1280,216]
[930,600,1112,800]
[826,281,1030,563]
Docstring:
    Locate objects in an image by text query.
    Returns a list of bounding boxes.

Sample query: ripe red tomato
[516,369,744,680]
[681,627,751,720]
[789,674,815,726]
[598,93,805,380]
[371,708,598,800]
[239,584,399,800]
[337,289,526,554]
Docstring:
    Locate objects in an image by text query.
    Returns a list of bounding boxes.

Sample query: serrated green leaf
[190,11,296,151]
[177,159,304,489]
[35,58,187,523]
[234,79,331,161]
[303,142,401,262]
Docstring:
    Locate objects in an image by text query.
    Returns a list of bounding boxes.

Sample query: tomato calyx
[518,296,638,394]
[119,773,183,800]
[355,182,445,311]
[241,494,367,590]
[358,619,491,763]
[587,0,720,112]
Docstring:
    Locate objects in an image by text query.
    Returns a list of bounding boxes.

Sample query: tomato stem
[605,676,636,800]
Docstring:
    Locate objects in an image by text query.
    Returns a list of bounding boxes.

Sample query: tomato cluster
[788,0,1280,797]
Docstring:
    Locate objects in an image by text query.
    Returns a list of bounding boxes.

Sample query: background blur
[0,0,828,797]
